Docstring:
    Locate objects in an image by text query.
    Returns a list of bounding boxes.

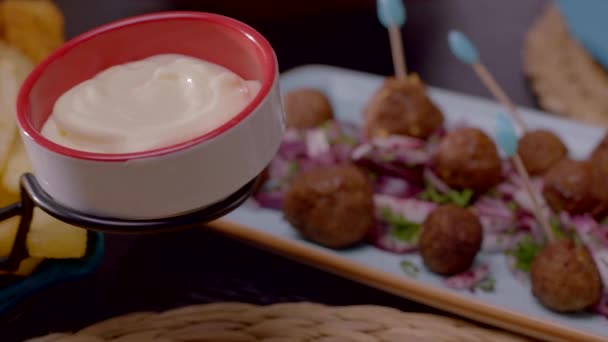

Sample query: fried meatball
[542,158,601,215]
[530,239,602,312]
[517,130,567,176]
[283,89,334,129]
[419,204,483,275]
[363,76,444,140]
[432,127,502,193]
[283,164,374,248]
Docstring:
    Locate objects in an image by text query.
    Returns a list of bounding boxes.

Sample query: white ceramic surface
[225,65,608,340]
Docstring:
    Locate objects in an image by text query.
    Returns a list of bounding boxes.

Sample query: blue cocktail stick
[447,30,529,131]
[494,112,518,157]
[494,112,555,242]
[448,30,479,65]
[377,0,406,28]
[377,0,408,78]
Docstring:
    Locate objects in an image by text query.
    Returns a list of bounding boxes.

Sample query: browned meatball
[283,164,374,248]
[542,158,601,215]
[283,89,334,129]
[517,130,567,176]
[419,204,483,276]
[530,239,602,312]
[432,127,502,193]
[363,76,444,140]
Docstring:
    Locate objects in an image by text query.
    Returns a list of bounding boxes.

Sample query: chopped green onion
[446,189,473,207]
[381,207,421,242]
[475,275,496,292]
[420,186,447,203]
[400,260,419,277]
[507,236,543,273]
[420,185,473,207]
[287,161,300,177]
[550,216,567,239]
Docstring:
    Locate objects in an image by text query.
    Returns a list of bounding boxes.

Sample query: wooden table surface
[1,1,550,340]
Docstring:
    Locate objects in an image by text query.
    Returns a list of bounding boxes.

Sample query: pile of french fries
[0,0,87,278]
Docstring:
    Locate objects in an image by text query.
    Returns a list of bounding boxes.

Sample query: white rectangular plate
[210,65,608,342]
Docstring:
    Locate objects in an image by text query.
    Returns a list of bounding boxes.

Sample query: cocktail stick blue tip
[447,29,528,131]
[494,112,518,157]
[448,30,479,65]
[377,0,406,28]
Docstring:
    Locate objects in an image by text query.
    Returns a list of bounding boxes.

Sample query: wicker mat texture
[24,302,532,342]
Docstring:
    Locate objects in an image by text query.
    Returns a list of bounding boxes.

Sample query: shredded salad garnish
[444,264,494,293]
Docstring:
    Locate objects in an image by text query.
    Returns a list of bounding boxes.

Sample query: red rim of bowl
[16,11,277,162]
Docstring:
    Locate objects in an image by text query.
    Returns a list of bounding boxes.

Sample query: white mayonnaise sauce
[41,54,261,154]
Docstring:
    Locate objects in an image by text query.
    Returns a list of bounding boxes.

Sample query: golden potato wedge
[0,257,44,276]
[0,216,19,257]
[0,41,34,82]
[0,209,87,260]
[27,208,87,259]
[1,0,65,63]
[0,46,33,179]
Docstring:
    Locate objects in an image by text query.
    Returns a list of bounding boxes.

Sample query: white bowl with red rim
[16,12,285,220]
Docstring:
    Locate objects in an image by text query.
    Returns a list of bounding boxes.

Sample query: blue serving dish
[0,231,104,314]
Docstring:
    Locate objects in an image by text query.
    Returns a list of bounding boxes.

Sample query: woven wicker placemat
[24,302,532,341]
[524,4,608,127]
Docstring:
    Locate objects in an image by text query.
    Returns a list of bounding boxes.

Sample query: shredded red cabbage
[423,167,452,194]
[374,194,438,224]
[351,135,432,184]
[367,222,418,254]
[473,196,515,233]
[255,121,360,209]
[373,175,422,198]
[444,264,492,291]
[368,195,437,254]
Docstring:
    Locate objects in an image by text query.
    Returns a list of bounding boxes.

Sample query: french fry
[27,208,87,259]
[0,41,35,82]
[0,206,88,261]
[0,0,89,278]
[0,216,19,257]
[0,0,65,63]
[0,257,43,276]
[0,42,33,178]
